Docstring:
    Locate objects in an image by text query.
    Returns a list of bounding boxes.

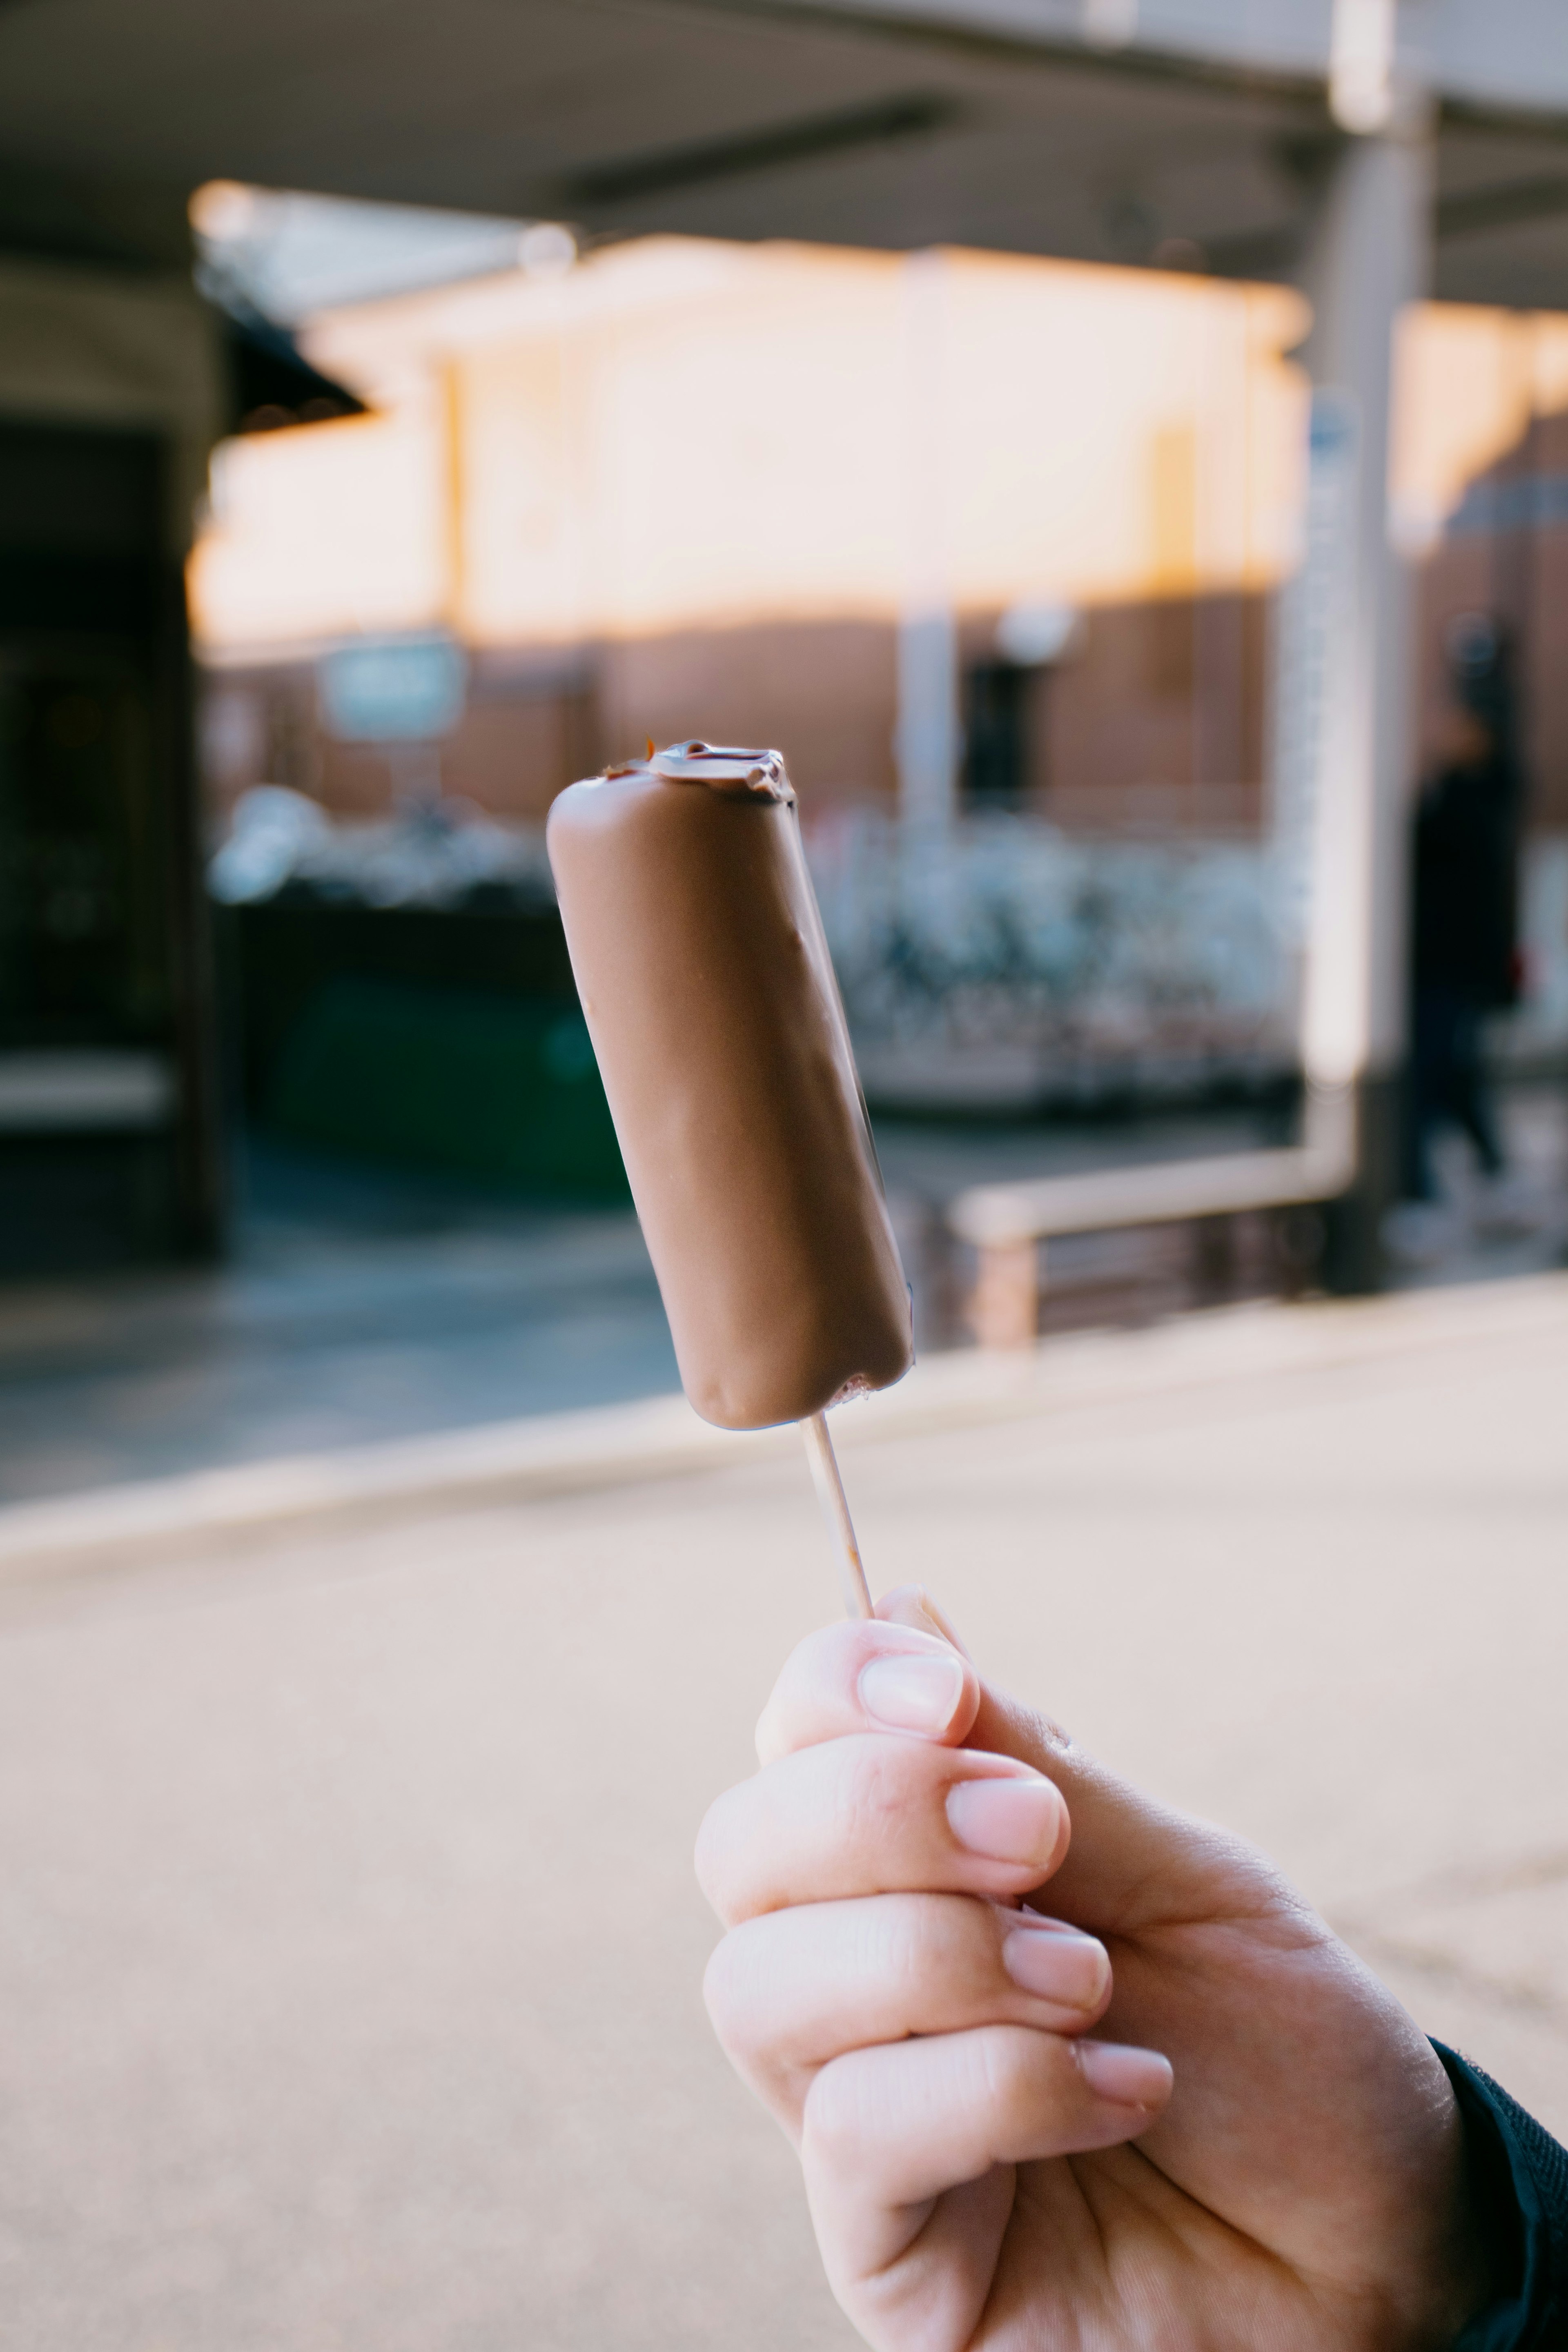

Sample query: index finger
[756,1618,981,1766]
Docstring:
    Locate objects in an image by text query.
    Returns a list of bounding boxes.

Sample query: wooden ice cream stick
[547,741,913,1624]
[800,1412,873,1619]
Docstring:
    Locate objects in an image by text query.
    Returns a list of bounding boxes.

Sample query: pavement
[2,1270,1566,2352]
[0,1143,678,1505]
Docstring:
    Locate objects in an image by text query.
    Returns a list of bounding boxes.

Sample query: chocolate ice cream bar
[546,742,913,1442]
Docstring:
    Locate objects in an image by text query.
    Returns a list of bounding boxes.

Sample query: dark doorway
[961,659,1035,808]
[0,420,217,1273]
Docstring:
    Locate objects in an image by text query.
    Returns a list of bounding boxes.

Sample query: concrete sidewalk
[1,1274,1566,2350]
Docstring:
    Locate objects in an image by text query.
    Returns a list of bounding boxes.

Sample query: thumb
[877,1584,1267,1939]
[873,1581,974,1661]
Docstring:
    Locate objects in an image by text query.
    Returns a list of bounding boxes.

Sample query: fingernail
[1001,1920,1109,2008]
[945,1774,1063,1868]
[1074,2041,1173,2108]
[859,1651,964,1734]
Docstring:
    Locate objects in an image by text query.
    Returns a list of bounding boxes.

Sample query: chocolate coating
[547,744,913,1430]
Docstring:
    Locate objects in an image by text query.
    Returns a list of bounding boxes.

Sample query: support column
[895,252,960,829]
[1291,117,1433,1290]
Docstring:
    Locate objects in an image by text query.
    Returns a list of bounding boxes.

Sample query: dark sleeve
[1436,2042,1568,2349]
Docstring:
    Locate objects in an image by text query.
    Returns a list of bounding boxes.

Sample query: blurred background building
[194,235,1305,829]
[193,230,1568,843]
[193,228,1568,1127]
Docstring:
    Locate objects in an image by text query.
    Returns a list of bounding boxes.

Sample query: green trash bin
[264,976,630,1203]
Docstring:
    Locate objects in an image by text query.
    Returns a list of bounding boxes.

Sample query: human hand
[697,1588,1488,2350]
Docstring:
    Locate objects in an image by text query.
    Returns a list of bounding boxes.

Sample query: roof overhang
[0,0,1566,304]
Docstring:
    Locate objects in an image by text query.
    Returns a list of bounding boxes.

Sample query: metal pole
[895,251,960,832]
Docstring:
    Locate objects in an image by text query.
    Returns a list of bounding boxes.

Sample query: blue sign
[319,634,466,742]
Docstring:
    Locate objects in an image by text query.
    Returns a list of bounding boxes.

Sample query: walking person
[1390,617,1527,1258]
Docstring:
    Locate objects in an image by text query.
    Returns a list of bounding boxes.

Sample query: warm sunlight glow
[188,239,1309,656]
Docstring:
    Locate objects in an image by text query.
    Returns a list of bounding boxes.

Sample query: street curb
[2,1271,1565,1584]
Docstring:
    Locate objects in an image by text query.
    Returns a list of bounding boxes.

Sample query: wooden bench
[946,1086,1357,1347]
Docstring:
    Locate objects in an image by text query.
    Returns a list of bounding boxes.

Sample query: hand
[696,1587,1488,2351]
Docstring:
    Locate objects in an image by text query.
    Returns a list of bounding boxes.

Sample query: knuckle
[701,1929,754,2054]
[692,1788,742,1918]
[789,1621,860,1700]
[881,1893,984,2000]
[756,1625,869,1762]
[801,2053,871,2174]
[841,1735,924,1855]
[875,1897,929,1995]
[978,2025,1066,2132]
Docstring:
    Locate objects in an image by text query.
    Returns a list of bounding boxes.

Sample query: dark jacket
[1440,2045,1568,2347]
[1412,760,1519,1008]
